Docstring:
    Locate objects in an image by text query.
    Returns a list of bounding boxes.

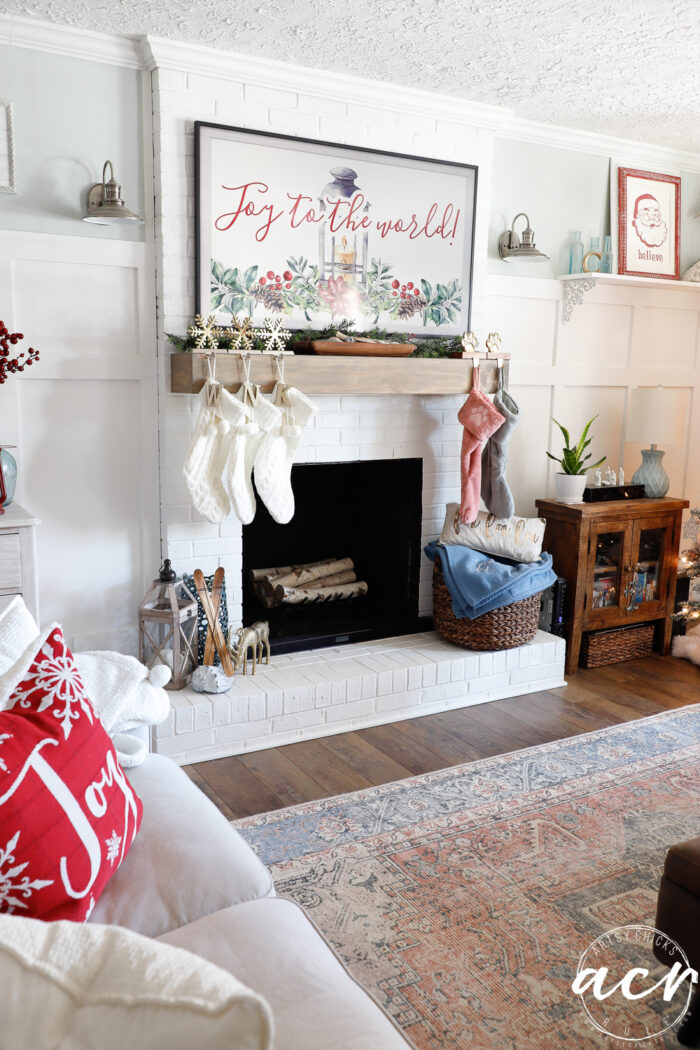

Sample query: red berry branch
[0,321,40,385]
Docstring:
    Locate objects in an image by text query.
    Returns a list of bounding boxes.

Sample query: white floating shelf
[558,272,700,323]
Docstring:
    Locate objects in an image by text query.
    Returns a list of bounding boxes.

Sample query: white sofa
[89,752,409,1050]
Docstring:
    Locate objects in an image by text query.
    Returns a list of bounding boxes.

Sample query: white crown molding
[0,13,143,69]
[143,36,700,172]
[143,35,510,131]
[503,115,700,175]
[1,15,699,173]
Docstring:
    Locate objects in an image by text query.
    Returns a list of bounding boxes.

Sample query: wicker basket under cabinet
[579,623,655,668]
[432,560,541,651]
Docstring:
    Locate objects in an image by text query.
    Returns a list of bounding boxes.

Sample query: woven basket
[432,560,541,651]
[580,623,655,668]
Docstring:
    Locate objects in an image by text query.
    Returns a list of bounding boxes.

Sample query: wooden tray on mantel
[310,339,415,357]
[171,352,507,396]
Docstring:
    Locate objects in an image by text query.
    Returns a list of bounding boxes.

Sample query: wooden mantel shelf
[171,352,505,396]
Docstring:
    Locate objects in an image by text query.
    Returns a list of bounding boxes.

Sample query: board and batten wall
[484,274,700,514]
[0,44,159,651]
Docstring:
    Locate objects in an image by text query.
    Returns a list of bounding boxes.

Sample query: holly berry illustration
[259,276,267,285]
[283,270,293,281]
[407,282,414,289]
[391,279,400,289]
[266,270,275,280]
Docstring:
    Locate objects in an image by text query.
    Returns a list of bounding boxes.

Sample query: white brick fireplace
[147,45,568,763]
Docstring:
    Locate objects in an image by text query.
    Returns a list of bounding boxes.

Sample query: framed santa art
[616,166,681,280]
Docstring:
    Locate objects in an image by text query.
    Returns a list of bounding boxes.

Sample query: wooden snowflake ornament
[187,314,220,350]
[227,316,255,353]
[261,316,291,354]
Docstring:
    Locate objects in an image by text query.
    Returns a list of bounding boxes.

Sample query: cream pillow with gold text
[438,504,545,563]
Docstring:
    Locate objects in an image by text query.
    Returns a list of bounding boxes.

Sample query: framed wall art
[616,165,680,280]
[195,122,477,335]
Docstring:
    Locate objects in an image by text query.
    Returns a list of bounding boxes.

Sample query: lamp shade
[83,160,143,226]
[626,387,685,446]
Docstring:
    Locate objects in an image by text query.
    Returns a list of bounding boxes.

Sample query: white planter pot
[555,473,586,504]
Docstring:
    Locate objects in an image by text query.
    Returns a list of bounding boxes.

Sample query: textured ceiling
[3,0,699,152]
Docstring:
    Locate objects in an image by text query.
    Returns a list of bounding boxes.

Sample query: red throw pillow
[0,626,142,921]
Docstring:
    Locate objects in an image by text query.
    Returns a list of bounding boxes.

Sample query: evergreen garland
[167,320,463,359]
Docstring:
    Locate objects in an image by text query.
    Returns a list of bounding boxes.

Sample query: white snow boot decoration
[254,383,318,524]
[183,380,246,523]
[225,385,282,525]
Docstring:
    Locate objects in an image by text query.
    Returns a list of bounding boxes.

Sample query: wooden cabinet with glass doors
[535,498,688,674]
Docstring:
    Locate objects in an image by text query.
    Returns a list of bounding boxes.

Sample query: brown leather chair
[655,837,700,1045]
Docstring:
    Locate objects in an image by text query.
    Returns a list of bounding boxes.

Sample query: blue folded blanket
[424,541,556,620]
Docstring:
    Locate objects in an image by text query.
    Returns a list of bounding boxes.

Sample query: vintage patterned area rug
[236,707,700,1049]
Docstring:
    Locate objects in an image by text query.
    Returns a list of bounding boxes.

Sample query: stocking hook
[274,353,286,384]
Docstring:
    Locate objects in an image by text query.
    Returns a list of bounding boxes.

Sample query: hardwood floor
[184,653,700,820]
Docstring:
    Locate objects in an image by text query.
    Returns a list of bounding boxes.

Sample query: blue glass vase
[0,446,17,508]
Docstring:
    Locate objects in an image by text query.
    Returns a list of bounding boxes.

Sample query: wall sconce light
[498,212,549,262]
[83,160,143,226]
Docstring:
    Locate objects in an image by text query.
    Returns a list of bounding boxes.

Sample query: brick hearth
[154,630,566,765]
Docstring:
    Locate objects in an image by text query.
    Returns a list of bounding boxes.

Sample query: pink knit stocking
[457,367,505,524]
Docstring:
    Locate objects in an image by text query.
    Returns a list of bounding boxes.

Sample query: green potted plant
[546,416,606,504]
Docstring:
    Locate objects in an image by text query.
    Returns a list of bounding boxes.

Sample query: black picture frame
[195,121,477,335]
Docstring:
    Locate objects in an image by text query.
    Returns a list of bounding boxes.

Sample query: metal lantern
[318,166,371,286]
[138,560,198,691]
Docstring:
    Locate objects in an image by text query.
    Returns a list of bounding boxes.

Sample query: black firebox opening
[242,458,424,654]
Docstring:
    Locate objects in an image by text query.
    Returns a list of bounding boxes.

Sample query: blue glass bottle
[600,235,613,274]
[569,231,584,274]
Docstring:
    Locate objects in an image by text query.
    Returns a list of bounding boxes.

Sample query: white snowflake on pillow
[12,632,94,740]
[0,831,53,913]
[105,830,122,866]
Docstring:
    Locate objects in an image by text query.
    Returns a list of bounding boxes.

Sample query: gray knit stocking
[481,384,519,519]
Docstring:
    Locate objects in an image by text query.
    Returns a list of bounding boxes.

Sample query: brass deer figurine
[228,621,270,675]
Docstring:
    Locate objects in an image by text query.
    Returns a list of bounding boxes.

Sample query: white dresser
[0,503,40,622]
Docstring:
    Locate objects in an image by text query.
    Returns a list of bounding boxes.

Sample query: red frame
[618,166,681,280]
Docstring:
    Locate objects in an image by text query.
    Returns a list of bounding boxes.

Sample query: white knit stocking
[254,384,318,524]
[225,386,282,525]
[183,382,246,524]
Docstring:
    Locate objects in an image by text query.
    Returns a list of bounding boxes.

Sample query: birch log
[250,558,337,583]
[305,570,356,589]
[274,558,354,589]
[274,580,369,605]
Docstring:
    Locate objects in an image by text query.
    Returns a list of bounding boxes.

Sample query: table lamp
[626,386,685,497]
